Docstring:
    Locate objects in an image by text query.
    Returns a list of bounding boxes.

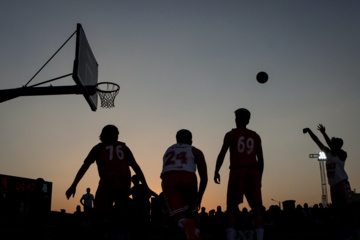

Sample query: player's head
[235,108,251,126]
[176,129,192,145]
[331,137,343,149]
[131,175,140,185]
[86,188,90,193]
[100,125,119,142]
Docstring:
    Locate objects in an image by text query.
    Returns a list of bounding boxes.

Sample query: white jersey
[325,151,348,186]
[161,143,197,177]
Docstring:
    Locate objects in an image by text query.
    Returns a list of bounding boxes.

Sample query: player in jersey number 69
[214,108,264,240]
[161,129,208,240]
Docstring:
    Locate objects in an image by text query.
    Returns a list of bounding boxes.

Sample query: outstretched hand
[317,124,325,133]
[214,172,221,184]
[303,128,310,134]
[66,186,76,199]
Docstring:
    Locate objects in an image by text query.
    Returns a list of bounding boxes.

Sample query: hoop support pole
[0,85,85,103]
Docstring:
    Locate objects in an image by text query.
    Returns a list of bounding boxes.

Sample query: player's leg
[182,172,201,240]
[331,180,359,239]
[246,168,264,240]
[161,172,187,227]
[92,182,115,238]
[162,171,201,240]
[226,169,245,240]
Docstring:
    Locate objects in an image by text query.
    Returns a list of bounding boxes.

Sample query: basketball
[256,71,268,84]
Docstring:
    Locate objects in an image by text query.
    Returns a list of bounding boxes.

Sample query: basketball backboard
[73,24,98,111]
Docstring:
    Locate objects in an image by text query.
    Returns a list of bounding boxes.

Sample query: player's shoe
[184,219,201,240]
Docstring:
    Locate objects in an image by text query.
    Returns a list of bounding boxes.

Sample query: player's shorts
[330,180,354,206]
[227,167,262,208]
[94,175,131,214]
[161,171,198,217]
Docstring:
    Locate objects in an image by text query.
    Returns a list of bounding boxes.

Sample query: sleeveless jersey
[325,151,348,186]
[86,141,131,181]
[229,128,260,168]
[161,143,196,177]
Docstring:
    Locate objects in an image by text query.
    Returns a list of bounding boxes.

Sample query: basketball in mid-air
[256,71,268,84]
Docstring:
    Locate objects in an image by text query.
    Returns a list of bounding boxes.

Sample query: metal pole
[319,160,328,206]
[309,153,328,207]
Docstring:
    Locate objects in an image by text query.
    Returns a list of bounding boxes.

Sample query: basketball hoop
[95,82,120,108]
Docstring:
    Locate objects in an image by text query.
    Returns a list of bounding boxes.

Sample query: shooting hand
[317,124,325,133]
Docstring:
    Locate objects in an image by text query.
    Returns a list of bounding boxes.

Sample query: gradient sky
[1,1,360,214]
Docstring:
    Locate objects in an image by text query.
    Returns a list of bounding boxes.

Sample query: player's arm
[317,124,333,148]
[303,128,327,152]
[318,124,345,154]
[126,146,149,189]
[193,147,208,208]
[214,132,231,184]
[66,162,91,199]
[256,137,264,180]
[318,124,347,160]
[66,145,98,199]
[149,189,159,198]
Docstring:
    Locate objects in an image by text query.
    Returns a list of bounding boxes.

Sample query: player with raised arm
[303,124,352,204]
[303,124,358,239]
[161,129,208,240]
[66,125,151,237]
[214,108,264,240]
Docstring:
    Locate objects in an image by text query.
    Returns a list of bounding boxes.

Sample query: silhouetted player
[303,124,357,238]
[66,125,151,236]
[130,174,158,223]
[161,129,208,240]
[214,108,264,240]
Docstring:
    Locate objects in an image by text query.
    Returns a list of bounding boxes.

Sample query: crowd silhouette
[68,196,360,240]
[1,191,360,240]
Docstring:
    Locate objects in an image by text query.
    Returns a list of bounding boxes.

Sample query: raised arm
[318,124,347,160]
[303,127,326,152]
[317,124,333,148]
[214,132,231,184]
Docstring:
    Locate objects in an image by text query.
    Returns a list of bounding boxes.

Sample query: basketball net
[95,82,120,108]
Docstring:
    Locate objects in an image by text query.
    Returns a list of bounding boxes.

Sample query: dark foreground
[1,205,359,240]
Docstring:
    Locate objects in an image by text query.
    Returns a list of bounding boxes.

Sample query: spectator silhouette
[74,205,82,216]
[80,187,94,214]
[198,207,209,235]
[214,206,226,238]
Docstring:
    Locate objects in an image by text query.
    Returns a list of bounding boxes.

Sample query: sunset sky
[1,1,360,214]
